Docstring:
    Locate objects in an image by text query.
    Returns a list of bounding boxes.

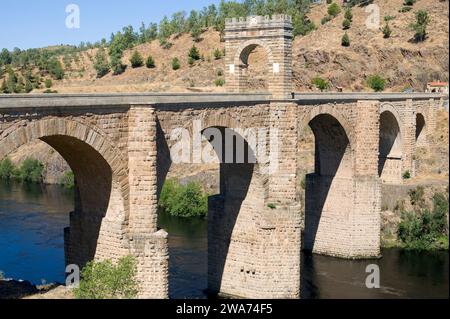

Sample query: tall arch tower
[224,15,293,98]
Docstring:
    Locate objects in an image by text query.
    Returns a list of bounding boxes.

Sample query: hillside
[3,0,449,186]
[3,0,445,94]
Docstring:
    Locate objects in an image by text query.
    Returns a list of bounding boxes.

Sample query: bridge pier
[127,105,169,298]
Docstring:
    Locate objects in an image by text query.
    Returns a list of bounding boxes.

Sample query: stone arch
[303,113,355,256]
[0,117,129,267]
[155,112,268,298]
[379,110,403,183]
[416,112,427,145]
[299,106,356,153]
[233,40,275,94]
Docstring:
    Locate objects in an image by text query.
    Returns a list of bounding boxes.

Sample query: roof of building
[428,82,448,87]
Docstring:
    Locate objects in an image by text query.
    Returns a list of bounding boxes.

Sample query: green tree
[0,48,12,66]
[172,57,181,70]
[129,50,144,68]
[0,158,16,180]
[48,59,64,80]
[409,10,430,42]
[45,78,53,88]
[344,8,353,22]
[14,158,44,183]
[146,55,155,68]
[367,74,386,92]
[312,77,329,91]
[93,48,110,78]
[74,256,139,299]
[111,54,126,75]
[327,3,341,17]
[188,45,201,61]
[341,32,350,47]
[159,179,208,218]
[343,18,351,30]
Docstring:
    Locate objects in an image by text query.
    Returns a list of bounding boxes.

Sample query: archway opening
[0,133,116,298]
[238,44,271,93]
[302,114,353,255]
[156,123,257,299]
[379,111,403,183]
[416,113,426,145]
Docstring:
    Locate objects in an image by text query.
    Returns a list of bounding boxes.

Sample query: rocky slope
[12,0,446,94]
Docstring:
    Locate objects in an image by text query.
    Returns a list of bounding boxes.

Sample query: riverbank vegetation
[396,187,449,251]
[0,157,44,183]
[74,256,138,299]
[159,179,208,218]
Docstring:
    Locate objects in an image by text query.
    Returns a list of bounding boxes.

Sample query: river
[0,181,448,299]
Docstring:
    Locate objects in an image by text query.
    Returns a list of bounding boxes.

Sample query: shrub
[403,170,412,180]
[404,0,416,6]
[344,8,353,22]
[214,48,223,60]
[93,49,110,78]
[188,57,195,66]
[188,45,201,61]
[146,55,155,68]
[172,57,180,70]
[397,192,449,251]
[367,74,386,92]
[409,10,430,42]
[343,19,351,30]
[45,79,52,88]
[0,158,15,180]
[312,77,329,91]
[110,54,126,75]
[159,179,208,218]
[341,32,350,47]
[129,50,144,68]
[60,171,75,189]
[74,256,139,299]
[328,3,341,17]
[384,15,395,22]
[14,158,44,184]
[267,203,277,210]
[214,78,225,87]
[409,186,425,208]
[382,23,392,38]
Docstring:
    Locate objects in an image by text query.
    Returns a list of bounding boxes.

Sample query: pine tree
[188,45,201,61]
[129,50,144,68]
[94,48,110,78]
[146,55,155,68]
[341,32,350,47]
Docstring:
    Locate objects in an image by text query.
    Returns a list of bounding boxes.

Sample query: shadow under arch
[303,113,354,254]
[379,111,403,180]
[156,120,258,298]
[0,118,129,270]
[416,113,426,144]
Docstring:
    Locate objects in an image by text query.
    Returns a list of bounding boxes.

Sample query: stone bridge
[0,15,446,299]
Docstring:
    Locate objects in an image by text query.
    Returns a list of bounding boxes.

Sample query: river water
[0,181,448,299]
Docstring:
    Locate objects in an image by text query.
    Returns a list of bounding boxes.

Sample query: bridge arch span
[303,112,356,257]
[0,117,130,268]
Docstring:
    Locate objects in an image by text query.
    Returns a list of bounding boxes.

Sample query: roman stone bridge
[0,15,446,299]
[0,92,444,298]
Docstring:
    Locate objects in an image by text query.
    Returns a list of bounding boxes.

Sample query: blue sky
[0,0,221,50]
